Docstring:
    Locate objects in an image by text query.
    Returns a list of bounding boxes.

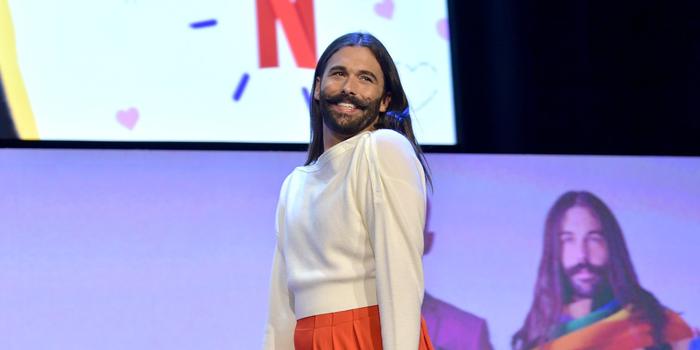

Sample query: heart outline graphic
[397,62,439,112]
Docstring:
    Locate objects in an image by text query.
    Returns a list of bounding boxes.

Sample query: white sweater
[263,129,427,350]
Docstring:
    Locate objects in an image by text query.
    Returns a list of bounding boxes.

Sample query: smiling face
[314,46,391,138]
[559,205,610,300]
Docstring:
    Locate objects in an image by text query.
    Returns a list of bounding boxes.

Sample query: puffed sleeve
[363,129,427,350]
[263,178,296,350]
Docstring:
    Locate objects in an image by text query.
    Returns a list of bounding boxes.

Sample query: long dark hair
[512,191,668,350]
[304,32,431,187]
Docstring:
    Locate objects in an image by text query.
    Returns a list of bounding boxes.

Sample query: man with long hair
[263,32,433,349]
[512,191,695,350]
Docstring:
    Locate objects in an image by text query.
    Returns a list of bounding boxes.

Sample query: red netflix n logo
[257,0,317,69]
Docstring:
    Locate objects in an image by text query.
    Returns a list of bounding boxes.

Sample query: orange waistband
[296,305,380,329]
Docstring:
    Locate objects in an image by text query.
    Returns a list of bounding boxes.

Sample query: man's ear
[314,77,321,101]
[379,94,391,112]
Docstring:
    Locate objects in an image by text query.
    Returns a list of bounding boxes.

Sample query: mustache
[322,92,370,109]
[565,262,606,277]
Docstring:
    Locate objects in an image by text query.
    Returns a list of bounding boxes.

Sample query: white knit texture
[263,129,427,350]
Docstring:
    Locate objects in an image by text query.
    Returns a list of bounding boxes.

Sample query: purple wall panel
[1,149,698,349]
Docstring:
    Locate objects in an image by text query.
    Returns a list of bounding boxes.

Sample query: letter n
[257,0,316,69]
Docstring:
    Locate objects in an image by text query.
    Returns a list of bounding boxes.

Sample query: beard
[564,262,609,300]
[319,90,382,137]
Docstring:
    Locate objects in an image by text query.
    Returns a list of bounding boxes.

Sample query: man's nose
[573,240,590,265]
[341,76,359,95]
[580,240,592,264]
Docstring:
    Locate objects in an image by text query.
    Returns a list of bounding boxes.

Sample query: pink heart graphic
[116,107,139,130]
[374,0,394,20]
[437,18,449,40]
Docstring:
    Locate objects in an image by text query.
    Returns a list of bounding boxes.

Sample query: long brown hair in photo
[512,191,668,350]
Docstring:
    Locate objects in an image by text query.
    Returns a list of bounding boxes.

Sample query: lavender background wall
[1,149,698,349]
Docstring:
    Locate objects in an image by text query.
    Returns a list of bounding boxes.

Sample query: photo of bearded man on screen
[512,191,697,350]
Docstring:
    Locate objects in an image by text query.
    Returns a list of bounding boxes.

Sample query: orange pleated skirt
[294,305,434,350]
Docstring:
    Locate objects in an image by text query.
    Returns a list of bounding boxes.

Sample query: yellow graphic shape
[0,0,38,139]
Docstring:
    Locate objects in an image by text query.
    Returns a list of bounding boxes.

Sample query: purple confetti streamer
[302,87,311,109]
[190,19,218,29]
[232,73,250,102]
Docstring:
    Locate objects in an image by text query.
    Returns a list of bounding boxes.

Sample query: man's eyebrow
[327,65,347,73]
[326,66,379,81]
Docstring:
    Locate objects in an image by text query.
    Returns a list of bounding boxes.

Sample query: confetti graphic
[302,87,311,109]
[232,73,250,102]
[190,19,218,29]
[374,0,394,19]
[437,18,449,40]
[116,107,139,130]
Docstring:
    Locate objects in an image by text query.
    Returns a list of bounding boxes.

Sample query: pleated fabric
[294,305,434,350]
